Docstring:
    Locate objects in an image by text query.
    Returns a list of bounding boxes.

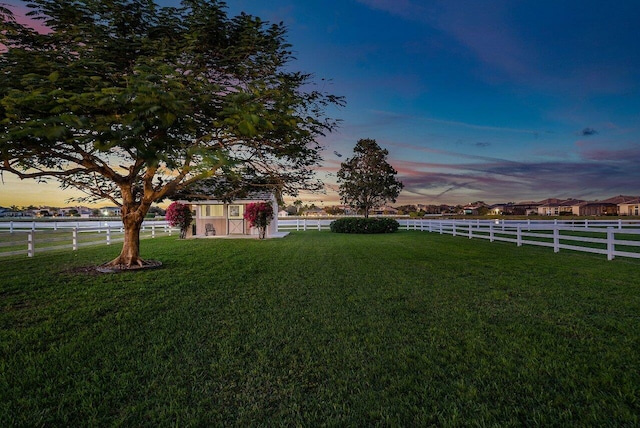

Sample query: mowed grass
[1,231,639,426]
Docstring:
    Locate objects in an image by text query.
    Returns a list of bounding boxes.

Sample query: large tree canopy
[0,0,343,267]
[336,138,403,218]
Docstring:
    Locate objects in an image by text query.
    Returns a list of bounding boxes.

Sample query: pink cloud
[576,142,640,161]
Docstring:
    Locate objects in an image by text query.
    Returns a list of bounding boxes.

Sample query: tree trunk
[104,213,145,267]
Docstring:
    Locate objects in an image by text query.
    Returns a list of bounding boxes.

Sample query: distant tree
[477,206,489,216]
[0,0,342,268]
[148,205,166,216]
[336,139,403,218]
[396,204,417,215]
[293,200,303,215]
[324,205,344,215]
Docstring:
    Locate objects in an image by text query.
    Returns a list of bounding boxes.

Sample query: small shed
[181,192,278,238]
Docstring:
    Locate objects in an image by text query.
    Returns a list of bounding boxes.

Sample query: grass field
[1,231,639,426]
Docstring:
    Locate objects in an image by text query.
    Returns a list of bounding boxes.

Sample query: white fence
[277,218,640,261]
[0,220,178,258]
[278,218,334,232]
[4,218,639,261]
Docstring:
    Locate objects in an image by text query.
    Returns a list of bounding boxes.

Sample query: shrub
[330,217,399,234]
[166,202,193,239]
[244,202,274,239]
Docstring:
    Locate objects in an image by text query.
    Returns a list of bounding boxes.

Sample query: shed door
[228,205,244,234]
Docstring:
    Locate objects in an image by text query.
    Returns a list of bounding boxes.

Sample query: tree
[148,205,166,216]
[323,205,344,215]
[243,201,274,239]
[336,139,403,218]
[0,0,342,267]
[293,200,303,215]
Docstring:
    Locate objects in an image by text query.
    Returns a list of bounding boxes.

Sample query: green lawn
[1,231,639,426]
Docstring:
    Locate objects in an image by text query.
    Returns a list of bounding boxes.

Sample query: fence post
[32,221,36,231]
[28,231,34,257]
[152,225,156,238]
[553,227,560,253]
[10,221,13,233]
[489,223,494,242]
[73,228,78,251]
[468,223,473,239]
[317,220,321,231]
[303,219,307,231]
[517,226,522,247]
[452,223,456,237]
[607,227,615,261]
[54,221,58,231]
[618,219,622,230]
[107,225,111,245]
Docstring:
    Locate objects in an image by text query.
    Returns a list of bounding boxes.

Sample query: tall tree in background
[0,0,342,267]
[336,139,403,218]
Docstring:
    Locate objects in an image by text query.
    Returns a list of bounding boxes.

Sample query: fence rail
[0,221,178,258]
[277,218,640,261]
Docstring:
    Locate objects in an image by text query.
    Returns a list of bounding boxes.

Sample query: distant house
[620,200,640,216]
[604,195,640,216]
[488,203,515,215]
[371,206,398,216]
[576,200,618,216]
[509,201,539,216]
[35,209,53,217]
[302,207,327,217]
[179,192,279,237]
[536,199,583,216]
[100,206,121,217]
[462,202,489,215]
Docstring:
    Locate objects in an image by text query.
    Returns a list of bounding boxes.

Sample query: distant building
[603,195,640,216]
[100,207,122,217]
[302,207,328,217]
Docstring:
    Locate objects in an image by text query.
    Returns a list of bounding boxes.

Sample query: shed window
[200,205,224,217]
[228,205,244,218]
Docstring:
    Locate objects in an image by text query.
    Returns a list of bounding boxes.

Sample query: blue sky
[2,0,640,207]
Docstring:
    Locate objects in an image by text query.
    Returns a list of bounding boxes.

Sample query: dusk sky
[2,0,640,207]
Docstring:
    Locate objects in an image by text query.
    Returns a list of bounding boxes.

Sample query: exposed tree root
[97,258,162,273]
[104,255,145,268]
